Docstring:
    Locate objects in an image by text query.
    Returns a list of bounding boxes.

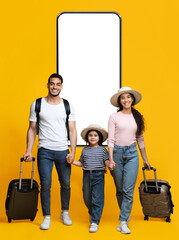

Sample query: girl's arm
[67,150,83,167]
[67,157,82,167]
[72,160,83,167]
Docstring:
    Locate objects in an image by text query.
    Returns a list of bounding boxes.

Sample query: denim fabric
[37,147,71,216]
[110,143,139,221]
[83,171,105,225]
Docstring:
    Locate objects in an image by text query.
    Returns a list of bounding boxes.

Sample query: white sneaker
[60,211,72,225]
[40,216,51,230]
[117,221,131,234]
[89,223,98,233]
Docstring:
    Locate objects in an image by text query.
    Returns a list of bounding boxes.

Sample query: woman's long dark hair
[117,94,145,136]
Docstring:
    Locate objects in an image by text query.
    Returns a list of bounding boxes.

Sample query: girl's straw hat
[81,124,108,142]
[110,86,142,107]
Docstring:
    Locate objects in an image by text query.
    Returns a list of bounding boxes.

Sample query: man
[24,73,77,230]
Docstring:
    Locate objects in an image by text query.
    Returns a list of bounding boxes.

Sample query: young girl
[67,124,109,233]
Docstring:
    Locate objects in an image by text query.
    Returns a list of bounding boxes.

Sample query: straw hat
[110,87,142,107]
[81,124,108,142]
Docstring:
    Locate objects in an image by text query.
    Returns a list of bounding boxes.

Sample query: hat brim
[110,89,142,107]
[81,127,108,143]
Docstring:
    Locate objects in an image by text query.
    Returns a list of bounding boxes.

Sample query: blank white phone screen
[57,12,121,145]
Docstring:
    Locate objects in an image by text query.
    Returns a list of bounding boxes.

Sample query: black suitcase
[5,158,39,223]
[139,167,174,222]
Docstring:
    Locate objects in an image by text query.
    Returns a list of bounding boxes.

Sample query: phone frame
[57,11,122,87]
[56,11,122,146]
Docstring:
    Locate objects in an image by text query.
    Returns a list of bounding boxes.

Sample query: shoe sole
[40,227,50,230]
[89,229,98,233]
[117,227,131,234]
[40,224,51,230]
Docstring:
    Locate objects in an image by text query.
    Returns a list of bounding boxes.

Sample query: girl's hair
[85,130,103,146]
[117,93,145,136]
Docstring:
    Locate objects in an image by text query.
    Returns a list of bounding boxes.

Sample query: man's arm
[66,121,77,163]
[23,121,37,162]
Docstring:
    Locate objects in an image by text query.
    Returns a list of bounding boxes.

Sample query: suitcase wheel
[8,218,11,223]
[166,217,171,223]
[144,215,149,221]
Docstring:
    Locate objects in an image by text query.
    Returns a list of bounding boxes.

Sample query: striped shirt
[79,146,109,170]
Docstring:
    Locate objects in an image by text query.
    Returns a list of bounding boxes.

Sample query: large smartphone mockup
[57,12,121,145]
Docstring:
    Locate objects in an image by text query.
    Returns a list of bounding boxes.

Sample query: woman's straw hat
[110,86,142,107]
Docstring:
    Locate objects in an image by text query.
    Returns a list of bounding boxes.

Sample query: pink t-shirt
[108,111,145,149]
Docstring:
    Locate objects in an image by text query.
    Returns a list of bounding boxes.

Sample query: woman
[108,86,150,234]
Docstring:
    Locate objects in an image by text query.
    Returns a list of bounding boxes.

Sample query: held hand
[23,153,32,162]
[66,153,74,164]
[66,156,73,164]
[66,158,73,164]
[108,160,116,171]
[105,160,110,168]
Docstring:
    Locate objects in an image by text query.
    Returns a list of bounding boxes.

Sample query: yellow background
[0,0,179,239]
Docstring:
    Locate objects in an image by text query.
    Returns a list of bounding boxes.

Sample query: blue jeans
[110,143,139,221]
[83,170,105,225]
[37,147,71,216]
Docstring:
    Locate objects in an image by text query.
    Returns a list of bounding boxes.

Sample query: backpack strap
[35,98,42,135]
[63,99,71,141]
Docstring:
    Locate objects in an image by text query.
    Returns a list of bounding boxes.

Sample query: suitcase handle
[142,166,159,192]
[142,166,156,171]
[20,157,35,162]
[19,157,35,190]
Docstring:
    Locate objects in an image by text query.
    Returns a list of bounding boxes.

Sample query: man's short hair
[48,73,63,84]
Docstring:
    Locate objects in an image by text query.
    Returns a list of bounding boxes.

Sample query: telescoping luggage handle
[142,166,159,192]
[19,158,35,190]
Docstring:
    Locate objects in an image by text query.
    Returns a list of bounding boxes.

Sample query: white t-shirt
[29,97,75,151]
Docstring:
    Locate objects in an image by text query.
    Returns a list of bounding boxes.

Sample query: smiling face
[119,93,134,110]
[87,131,99,147]
[47,77,63,97]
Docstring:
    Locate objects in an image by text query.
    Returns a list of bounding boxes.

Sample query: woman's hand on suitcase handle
[143,159,150,170]
[139,148,150,170]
